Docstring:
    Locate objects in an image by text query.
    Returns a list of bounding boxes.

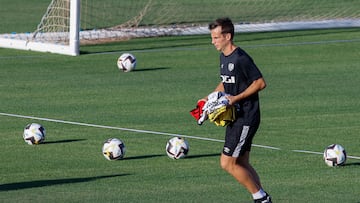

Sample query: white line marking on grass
[347,155,360,160]
[86,39,360,56]
[253,144,281,150]
[1,39,358,59]
[0,112,223,142]
[2,112,360,160]
[243,39,360,49]
[292,149,323,155]
[293,149,360,160]
[0,112,280,150]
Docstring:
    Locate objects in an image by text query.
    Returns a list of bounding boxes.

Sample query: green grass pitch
[1,27,360,202]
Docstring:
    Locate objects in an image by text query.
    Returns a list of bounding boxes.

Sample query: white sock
[252,189,266,199]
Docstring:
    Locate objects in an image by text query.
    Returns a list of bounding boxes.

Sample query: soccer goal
[1,0,359,56]
[0,0,80,56]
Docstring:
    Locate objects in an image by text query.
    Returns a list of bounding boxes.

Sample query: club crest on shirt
[221,64,224,69]
[228,63,234,72]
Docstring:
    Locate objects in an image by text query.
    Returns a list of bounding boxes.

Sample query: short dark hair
[208,17,234,40]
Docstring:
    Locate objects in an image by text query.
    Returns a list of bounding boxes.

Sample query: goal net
[1,0,359,56]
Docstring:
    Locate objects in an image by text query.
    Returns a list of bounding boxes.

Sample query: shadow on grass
[124,153,220,160]
[186,153,220,159]
[43,138,87,144]
[124,154,165,160]
[132,67,170,72]
[80,35,209,55]
[0,174,130,192]
[344,162,360,167]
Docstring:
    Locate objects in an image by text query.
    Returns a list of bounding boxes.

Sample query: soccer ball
[166,137,189,159]
[23,123,46,145]
[323,144,347,167]
[117,53,136,72]
[102,138,126,160]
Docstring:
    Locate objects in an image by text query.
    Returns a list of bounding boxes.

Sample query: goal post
[0,0,80,56]
[0,0,359,56]
[69,0,80,55]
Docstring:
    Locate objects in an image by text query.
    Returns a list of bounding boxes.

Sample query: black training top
[219,47,263,123]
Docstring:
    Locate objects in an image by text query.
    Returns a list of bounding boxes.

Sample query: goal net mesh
[1,0,359,53]
[33,0,71,43]
[79,0,360,44]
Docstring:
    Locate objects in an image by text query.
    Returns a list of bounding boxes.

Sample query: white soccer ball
[323,144,347,167]
[117,53,136,72]
[166,137,189,159]
[23,123,46,145]
[102,138,126,160]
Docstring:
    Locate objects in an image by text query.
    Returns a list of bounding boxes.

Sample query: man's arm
[226,77,266,105]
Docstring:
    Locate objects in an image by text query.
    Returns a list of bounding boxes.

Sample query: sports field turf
[1,20,360,203]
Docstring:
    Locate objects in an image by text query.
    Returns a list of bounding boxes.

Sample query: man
[203,17,271,203]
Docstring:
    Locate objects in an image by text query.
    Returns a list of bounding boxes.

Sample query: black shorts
[222,119,260,157]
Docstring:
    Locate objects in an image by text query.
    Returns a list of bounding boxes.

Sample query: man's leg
[236,151,262,189]
[220,152,260,194]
